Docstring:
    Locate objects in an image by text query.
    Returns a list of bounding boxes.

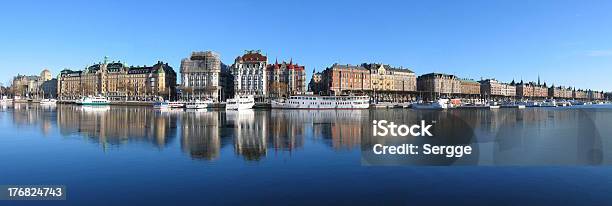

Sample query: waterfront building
[516,81,548,99]
[417,73,461,99]
[308,70,323,94]
[231,50,268,98]
[266,59,307,98]
[180,51,222,101]
[587,90,604,100]
[363,63,416,92]
[479,79,515,98]
[323,63,371,95]
[548,86,573,99]
[459,79,481,96]
[11,69,56,99]
[573,89,587,99]
[362,63,416,102]
[58,58,177,100]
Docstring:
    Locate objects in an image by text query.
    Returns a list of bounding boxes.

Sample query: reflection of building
[266,59,306,98]
[12,69,56,98]
[58,58,177,100]
[180,51,222,101]
[56,105,177,148]
[181,111,221,160]
[229,111,268,161]
[231,50,268,98]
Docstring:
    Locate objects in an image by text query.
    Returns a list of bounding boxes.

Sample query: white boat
[153,101,169,109]
[185,100,212,109]
[488,101,500,109]
[168,101,186,108]
[271,95,369,109]
[39,99,58,105]
[77,96,110,105]
[412,99,450,110]
[540,100,557,107]
[526,101,540,107]
[226,95,255,110]
[0,97,13,104]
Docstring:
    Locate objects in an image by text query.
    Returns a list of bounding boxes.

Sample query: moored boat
[77,96,110,105]
[185,100,213,109]
[271,95,369,109]
[168,101,186,108]
[226,95,255,110]
[412,99,450,110]
[39,98,58,105]
[153,101,169,109]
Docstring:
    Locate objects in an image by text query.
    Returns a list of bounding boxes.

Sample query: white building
[180,51,221,101]
[231,50,268,98]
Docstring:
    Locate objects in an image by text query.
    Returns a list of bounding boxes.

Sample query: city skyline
[1,0,612,91]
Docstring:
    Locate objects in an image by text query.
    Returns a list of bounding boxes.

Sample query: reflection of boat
[271,95,369,109]
[77,96,110,105]
[501,102,525,109]
[40,99,58,105]
[412,99,450,110]
[80,105,111,112]
[153,101,169,109]
[226,95,255,110]
[186,100,212,109]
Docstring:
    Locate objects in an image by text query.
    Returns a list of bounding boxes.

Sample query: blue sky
[1,0,611,91]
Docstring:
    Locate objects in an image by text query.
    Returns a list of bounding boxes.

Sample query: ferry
[153,101,169,109]
[226,95,255,110]
[185,100,212,109]
[271,95,369,109]
[412,99,450,110]
[77,96,110,106]
[39,99,58,105]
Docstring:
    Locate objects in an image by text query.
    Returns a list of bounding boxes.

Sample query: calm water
[2,104,612,205]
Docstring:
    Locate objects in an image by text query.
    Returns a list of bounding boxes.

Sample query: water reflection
[5,104,612,164]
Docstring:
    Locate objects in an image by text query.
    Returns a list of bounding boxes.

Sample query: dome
[40,69,52,81]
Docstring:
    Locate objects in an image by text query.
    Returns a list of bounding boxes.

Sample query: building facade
[548,86,573,99]
[231,50,268,98]
[267,59,307,98]
[308,70,323,94]
[58,59,176,100]
[417,73,462,98]
[459,79,480,96]
[12,69,56,99]
[180,51,222,101]
[573,89,587,99]
[323,63,371,95]
[516,82,548,99]
[479,79,515,97]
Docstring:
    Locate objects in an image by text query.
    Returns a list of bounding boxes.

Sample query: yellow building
[58,59,176,100]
